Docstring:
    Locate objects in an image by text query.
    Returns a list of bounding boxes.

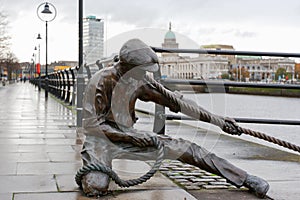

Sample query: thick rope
[237,126,300,153]
[75,136,164,188]
[145,74,300,154]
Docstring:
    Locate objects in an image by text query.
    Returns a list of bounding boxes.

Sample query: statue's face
[128,67,146,80]
[138,63,159,72]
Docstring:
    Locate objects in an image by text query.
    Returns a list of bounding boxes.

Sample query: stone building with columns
[231,56,295,81]
[159,24,229,80]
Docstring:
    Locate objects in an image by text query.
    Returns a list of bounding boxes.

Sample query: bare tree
[0,10,21,81]
[0,11,11,60]
[2,52,20,80]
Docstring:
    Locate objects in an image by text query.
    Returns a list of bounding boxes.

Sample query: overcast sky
[1,0,300,63]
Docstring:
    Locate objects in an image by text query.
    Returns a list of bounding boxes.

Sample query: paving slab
[0,193,13,200]
[188,189,263,200]
[0,175,57,193]
[14,190,196,200]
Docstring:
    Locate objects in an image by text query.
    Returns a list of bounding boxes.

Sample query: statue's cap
[119,38,159,72]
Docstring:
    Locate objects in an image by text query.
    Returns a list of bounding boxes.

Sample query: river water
[136,93,300,153]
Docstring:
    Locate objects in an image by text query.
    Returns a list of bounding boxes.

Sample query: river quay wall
[167,84,300,98]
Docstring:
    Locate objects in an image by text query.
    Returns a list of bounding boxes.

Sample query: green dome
[165,22,176,39]
[165,30,176,39]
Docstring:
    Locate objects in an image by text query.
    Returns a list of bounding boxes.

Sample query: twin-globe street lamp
[37,2,57,99]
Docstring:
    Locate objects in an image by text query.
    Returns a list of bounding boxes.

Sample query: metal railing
[161,79,300,90]
[150,47,300,134]
[30,47,300,130]
[30,66,79,105]
[30,60,104,123]
[151,47,300,58]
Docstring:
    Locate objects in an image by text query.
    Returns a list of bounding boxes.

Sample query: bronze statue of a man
[79,38,269,198]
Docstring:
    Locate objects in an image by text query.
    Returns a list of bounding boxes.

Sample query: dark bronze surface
[79,39,268,198]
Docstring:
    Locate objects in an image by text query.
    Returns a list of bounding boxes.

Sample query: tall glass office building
[83,15,104,65]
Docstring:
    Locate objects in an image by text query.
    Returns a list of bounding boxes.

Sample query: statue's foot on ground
[81,171,110,197]
[244,174,269,198]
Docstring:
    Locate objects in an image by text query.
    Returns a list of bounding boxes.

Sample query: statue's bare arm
[138,83,180,113]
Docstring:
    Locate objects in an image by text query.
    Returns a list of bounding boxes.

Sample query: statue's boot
[243,174,269,198]
[81,171,110,197]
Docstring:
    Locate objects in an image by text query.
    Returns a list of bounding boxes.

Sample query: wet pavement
[0,82,195,200]
[0,82,299,200]
[0,82,78,199]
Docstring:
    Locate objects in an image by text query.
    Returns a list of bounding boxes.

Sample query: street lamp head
[37,2,57,22]
[41,3,52,14]
[37,33,42,40]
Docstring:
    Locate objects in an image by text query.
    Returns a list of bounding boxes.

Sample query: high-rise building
[83,15,104,65]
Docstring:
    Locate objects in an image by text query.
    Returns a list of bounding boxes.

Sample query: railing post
[65,70,71,104]
[38,73,41,91]
[96,60,104,70]
[84,64,92,79]
[57,71,61,98]
[70,68,76,106]
[48,74,52,94]
[77,72,84,127]
[153,67,166,135]
[77,0,84,127]
[61,72,66,100]
[54,73,59,97]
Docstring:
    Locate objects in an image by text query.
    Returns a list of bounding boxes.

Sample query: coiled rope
[75,136,164,188]
[145,74,300,154]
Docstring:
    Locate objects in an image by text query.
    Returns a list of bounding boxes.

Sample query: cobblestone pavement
[153,160,236,190]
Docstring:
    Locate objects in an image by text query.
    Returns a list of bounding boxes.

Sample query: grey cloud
[234,30,256,38]
[85,0,172,27]
[3,0,300,28]
[220,29,256,38]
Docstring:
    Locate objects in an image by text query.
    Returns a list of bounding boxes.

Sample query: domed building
[162,22,179,51]
[159,23,229,80]
[160,22,181,78]
[161,22,179,61]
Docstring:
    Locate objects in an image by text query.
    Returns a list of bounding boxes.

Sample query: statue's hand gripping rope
[144,74,300,154]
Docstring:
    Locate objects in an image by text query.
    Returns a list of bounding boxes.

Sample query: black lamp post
[37,2,57,99]
[37,33,42,91]
[77,0,84,127]
[32,52,36,79]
